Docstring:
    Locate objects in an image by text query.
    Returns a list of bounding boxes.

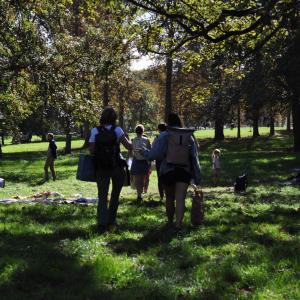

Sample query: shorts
[161,167,191,186]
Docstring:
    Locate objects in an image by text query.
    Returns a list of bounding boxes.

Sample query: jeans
[96,166,125,226]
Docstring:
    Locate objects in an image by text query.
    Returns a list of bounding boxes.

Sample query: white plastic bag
[0,178,5,188]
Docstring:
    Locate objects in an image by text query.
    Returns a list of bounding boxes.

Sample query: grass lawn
[0,128,300,299]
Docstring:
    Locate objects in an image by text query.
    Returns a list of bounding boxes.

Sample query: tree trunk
[0,144,2,159]
[103,73,109,107]
[269,116,275,136]
[287,107,291,132]
[65,125,72,154]
[237,102,241,139]
[118,88,125,129]
[292,92,300,152]
[82,122,90,149]
[1,134,4,145]
[139,98,144,124]
[252,110,260,137]
[73,0,80,35]
[41,133,47,142]
[214,118,224,140]
[164,54,173,121]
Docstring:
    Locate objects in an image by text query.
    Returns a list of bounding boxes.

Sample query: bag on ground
[191,189,204,225]
[234,174,248,192]
[76,154,96,182]
[0,178,5,188]
[166,127,195,167]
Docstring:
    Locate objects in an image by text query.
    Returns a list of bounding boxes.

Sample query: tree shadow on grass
[108,224,184,255]
[0,205,175,300]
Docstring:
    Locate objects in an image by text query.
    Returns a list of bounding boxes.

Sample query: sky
[130,55,154,71]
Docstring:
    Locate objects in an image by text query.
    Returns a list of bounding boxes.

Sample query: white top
[132,136,151,160]
[212,155,221,169]
[89,126,124,143]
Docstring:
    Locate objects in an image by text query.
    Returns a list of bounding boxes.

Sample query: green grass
[0,128,300,299]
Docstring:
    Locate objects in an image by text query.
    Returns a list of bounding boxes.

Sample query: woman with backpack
[142,113,201,230]
[89,107,132,231]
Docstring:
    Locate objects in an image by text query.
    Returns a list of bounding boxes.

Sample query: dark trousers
[96,166,125,226]
[44,156,56,180]
[156,160,164,199]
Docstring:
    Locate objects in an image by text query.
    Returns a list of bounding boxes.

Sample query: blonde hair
[212,149,221,156]
[47,133,54,139]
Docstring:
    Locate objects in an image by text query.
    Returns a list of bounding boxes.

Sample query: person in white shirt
[212,149,221,186]
[130,124,151,202]
[89,107,132,231]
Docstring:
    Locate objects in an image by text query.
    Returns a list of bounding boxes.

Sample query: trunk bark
[118,88,125,129]
[269,116,275,136]
[65,125,72,154]
[214,118,224,140]
[139,98,144,123]
[292,92,300,152]
[287,107,291,132]
[164,54,173,121]
[82,122,90,148]
[41,133,47,142]
[103,73,109,107]
[252,110,260,137]
[237,102,241,139]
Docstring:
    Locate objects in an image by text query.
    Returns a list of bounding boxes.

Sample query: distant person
[212,149,221,185]
[143,113,201,230]
[89,107,132,231]
[153,123,167,201]
[130,124,151,202]
[44,133,57,181]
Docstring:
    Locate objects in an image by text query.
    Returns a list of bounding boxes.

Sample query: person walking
[89,107,132,231]
[130,124,151,202]
[142,113,201,230]
[44,133,57,181]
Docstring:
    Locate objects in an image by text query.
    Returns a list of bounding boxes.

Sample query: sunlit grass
[0,129,300,299]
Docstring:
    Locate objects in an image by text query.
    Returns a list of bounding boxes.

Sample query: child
[44,133,57,181]
[212,149,221,186]
[130,125,151,202]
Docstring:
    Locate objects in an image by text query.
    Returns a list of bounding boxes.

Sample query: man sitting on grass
[44,133,57,181]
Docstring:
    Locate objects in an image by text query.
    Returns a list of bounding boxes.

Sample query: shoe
[136,196,142,203]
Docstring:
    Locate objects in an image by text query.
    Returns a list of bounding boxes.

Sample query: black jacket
[49,139,57,159]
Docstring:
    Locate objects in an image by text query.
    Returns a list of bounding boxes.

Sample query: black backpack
[95,126,120,169]
[234,174,248,192]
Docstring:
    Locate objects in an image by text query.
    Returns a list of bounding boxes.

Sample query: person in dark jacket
[44,133,57,181]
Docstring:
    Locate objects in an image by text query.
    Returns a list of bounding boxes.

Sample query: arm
[190,137,201,185]
[89,128,96,155]
[120,134,133,151]
[143,133,167,161]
